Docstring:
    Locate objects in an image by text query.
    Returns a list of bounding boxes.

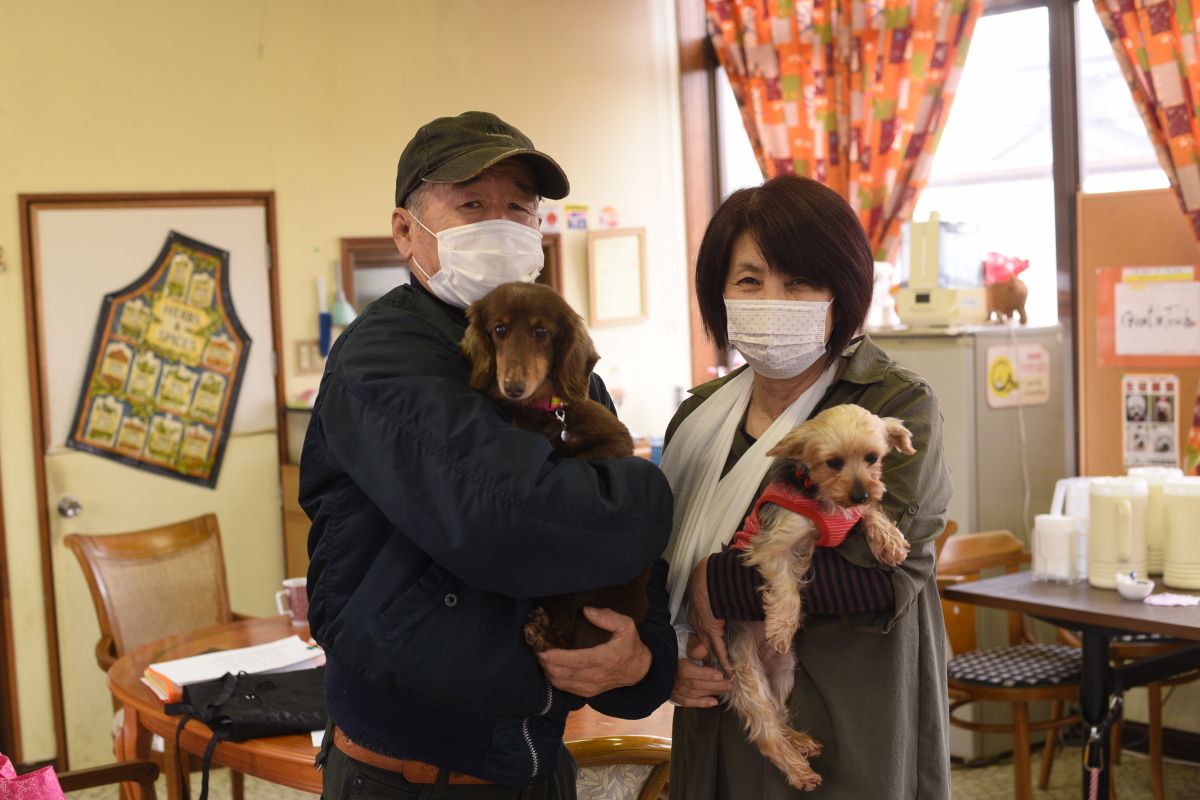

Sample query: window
[712,1,1170,328]
[1077,3,1169,193]
[914,6,1057,324]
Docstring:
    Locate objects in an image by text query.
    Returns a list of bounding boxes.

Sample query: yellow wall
[0,0,689,763]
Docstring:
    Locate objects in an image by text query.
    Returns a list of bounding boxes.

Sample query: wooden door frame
[675,0,723,387]
[17,192,286,767]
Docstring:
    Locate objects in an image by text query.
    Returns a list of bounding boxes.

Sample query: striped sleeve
[707,547,895,621]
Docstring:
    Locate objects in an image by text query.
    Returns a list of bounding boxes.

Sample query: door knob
[57,496,83,518]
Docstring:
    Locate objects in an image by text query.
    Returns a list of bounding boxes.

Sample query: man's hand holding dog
[536,607,650,696]
[671,633,732,708]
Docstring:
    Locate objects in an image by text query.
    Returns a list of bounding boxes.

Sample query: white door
[29,199,284,768]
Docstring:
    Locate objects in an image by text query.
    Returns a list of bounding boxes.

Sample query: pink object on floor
[0,754,66,800]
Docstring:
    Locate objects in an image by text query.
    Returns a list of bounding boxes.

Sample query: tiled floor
[61,747,1200,799]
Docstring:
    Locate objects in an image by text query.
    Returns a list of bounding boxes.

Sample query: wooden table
[109,616,673,798]
[943,572,1200,800]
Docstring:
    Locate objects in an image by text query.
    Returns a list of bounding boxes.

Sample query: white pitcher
[1127,466,1183,575]
[1163,477,1200,590]
[1088,477,1149,588]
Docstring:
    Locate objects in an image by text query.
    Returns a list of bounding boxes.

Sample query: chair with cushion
[937,530,1081,800]
[64,514,244,800]
[566,736,670,800]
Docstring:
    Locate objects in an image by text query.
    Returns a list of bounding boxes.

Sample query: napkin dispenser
[1032,514,1082,583]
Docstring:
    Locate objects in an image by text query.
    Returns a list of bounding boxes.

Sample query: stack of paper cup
[1032,514,1079,583]
[1051,476,1096,580]
[1088,477,1149,589]
[1163,477,1200,590]
[1127,466,1183,575]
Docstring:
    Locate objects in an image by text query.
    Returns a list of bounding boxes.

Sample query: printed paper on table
[141,635,324,703]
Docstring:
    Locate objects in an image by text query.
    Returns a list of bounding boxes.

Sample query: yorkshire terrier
[725,404,914,791]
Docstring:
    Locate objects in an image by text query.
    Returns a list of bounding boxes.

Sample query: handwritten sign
[67,232,250,488]
[1114,269,1200,356]
[1097,265,1200,367]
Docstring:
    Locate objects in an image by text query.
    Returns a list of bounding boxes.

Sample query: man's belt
[331,726,493,786]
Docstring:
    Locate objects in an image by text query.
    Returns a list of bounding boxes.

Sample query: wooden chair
[566,736,670,800]
[937,530,1081,800]
[64,514,244,800]
[57,759,159,800]
[1056,628,1200,800]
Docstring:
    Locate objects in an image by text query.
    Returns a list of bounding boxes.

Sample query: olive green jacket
[668,336,953,799]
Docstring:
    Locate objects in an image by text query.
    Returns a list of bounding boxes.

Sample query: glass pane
[354,266,409,310]
[1078,3,1169,193]
[716,67,766,198]
[914,6,1058,324]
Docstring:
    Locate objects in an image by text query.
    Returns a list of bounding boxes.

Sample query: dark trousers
[317,727,577,800]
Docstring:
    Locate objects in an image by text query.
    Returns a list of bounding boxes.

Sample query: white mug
[1164,477,1200,590]
[1088,477,1148,588]
[1127,467,1183,575]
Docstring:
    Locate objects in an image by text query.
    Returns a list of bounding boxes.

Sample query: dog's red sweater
[731,481,863,551]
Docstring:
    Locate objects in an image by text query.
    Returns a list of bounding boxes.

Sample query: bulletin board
[1077,189,1200,476]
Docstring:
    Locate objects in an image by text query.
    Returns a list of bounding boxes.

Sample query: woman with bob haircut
[660,175,952,798]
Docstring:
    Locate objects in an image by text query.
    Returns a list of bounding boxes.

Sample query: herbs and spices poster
[67,231,251,487]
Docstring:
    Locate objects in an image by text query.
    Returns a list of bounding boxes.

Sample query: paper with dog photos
[66,231,251,488]
[1122,374,1179,468]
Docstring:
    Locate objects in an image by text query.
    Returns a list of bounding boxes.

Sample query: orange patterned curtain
[707,0,984,260]
[1094,0,1200,241]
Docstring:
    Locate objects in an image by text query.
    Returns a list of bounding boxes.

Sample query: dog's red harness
[732,480,863,551]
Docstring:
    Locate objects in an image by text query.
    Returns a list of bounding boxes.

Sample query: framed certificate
[587,227,646,326]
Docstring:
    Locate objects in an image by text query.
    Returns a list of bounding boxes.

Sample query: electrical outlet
[296,339,323,375]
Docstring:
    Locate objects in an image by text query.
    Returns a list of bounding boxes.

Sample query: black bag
[165,667,326,800]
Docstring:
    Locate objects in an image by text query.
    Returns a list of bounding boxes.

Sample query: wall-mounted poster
[1096,266,1200,367]
[67,231,251,487]
[1122,374,1179,469]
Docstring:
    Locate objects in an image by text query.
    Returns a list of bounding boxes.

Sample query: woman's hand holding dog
[687,556,733,676]
[536,607,651,696]
[671,633,732,708]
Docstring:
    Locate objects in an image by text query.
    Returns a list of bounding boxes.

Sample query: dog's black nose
[849,481,868,504]
[503,382,525,399]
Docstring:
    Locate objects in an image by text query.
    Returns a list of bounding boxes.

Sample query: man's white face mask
[724,298,831,379]
[409,214,544,310]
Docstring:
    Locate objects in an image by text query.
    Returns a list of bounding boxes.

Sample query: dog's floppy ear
[460,295,497,393]
[882,417,916,455]
[766,421,816,461]
[553,304,599,404]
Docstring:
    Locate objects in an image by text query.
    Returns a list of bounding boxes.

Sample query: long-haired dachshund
[461,282,647,651]
[727,404,913,790]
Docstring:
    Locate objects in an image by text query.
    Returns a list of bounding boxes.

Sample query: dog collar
[531,395,565,413]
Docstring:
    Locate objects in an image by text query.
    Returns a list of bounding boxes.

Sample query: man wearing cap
[301,111,676,799]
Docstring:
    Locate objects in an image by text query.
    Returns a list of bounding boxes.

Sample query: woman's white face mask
[409,214,544,309]
[725,298,831,379]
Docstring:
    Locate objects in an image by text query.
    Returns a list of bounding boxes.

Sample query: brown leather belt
[332,726,492,786]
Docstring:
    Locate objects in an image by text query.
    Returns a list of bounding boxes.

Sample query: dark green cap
[394,111,570,208]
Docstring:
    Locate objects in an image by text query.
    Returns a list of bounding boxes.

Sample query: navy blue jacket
[300,281,676,787]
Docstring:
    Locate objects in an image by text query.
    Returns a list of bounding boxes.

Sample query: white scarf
[661,364,837,622]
